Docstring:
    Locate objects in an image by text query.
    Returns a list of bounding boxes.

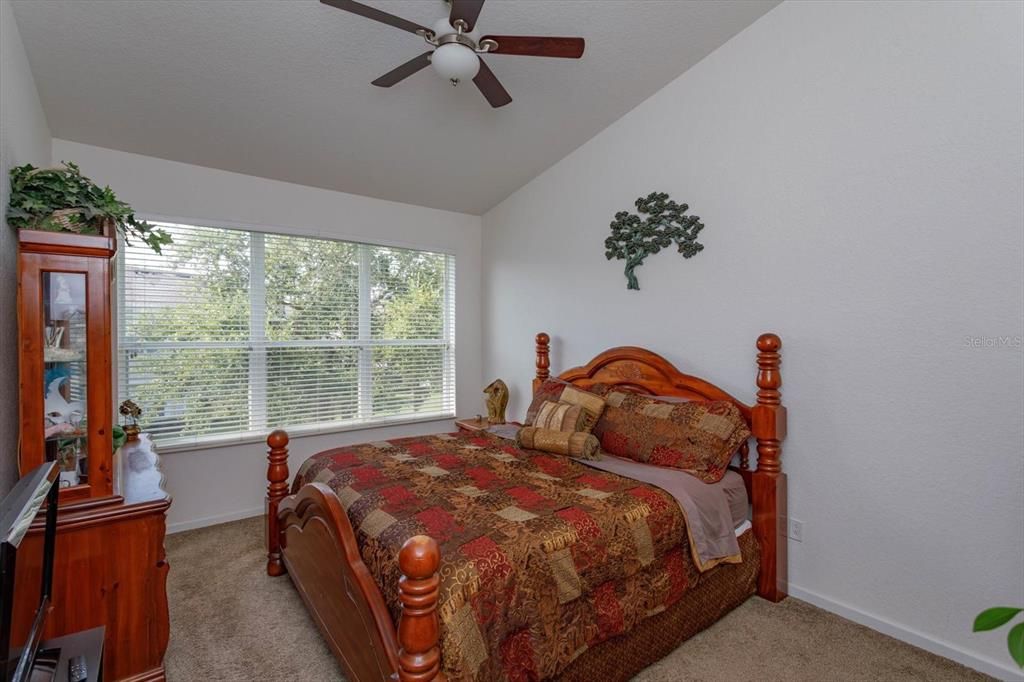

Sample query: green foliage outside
[121,225,450,440]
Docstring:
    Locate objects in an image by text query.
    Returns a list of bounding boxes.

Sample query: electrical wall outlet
[789,518,804,542]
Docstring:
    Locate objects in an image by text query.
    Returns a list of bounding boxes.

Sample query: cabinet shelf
[43,351,85,363]
[44,432,87,443]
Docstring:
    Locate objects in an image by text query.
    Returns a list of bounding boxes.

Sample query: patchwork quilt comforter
[294,431,712,681]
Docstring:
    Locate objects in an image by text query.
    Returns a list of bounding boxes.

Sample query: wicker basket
[24,167,115,237]
[47,208,87,232]
[39,209,115,237]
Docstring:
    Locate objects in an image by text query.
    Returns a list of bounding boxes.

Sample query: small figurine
[483,379,509,425]
[44,376,84,431]
[119,399,143,441]
[56,438,82,488]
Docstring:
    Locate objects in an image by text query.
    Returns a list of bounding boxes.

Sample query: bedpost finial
[266,429,291,577]
[753,333,784,474]
[751,333,787,601]
[756,332,782,398]
[535,332,551,391]
[268,429,289,449]
[399,535,440,580]
[757,333,780,352]
[397,535,442,681]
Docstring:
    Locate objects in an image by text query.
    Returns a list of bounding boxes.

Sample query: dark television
[0,462,59,682]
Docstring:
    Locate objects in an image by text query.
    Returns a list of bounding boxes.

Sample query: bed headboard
[536,333,754,421]
[533,331,788,602]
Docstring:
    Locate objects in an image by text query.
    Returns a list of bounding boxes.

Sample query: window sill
[153,413,457,454]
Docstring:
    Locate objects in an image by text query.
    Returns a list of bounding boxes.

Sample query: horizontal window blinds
[118,222,456,447]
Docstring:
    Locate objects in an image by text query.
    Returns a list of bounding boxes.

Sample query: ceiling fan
[320,0,585,108]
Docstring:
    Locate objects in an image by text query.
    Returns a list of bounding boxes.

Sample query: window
[118,222,456,447]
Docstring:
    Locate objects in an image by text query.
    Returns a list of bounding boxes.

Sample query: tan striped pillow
[525,381,607,433]
[533,401,584,432]
[517,426,600,460]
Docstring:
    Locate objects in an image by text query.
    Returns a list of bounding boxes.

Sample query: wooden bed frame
[264,332,787,682]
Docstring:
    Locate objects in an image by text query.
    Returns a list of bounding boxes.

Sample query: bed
[264,332,787,681]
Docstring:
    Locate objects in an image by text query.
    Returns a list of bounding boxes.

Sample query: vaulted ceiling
[11,0,778,214]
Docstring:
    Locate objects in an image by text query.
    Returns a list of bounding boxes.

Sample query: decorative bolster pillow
[517,426,600,460]
[532,400,584,432]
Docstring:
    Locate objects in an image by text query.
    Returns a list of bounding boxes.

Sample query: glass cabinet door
[42,271,90,489]
[19,230,116,506]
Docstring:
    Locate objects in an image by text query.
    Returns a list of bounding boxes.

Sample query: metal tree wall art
[604,192,704,290]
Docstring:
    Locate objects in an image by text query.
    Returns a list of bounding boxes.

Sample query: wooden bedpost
[751,333,788,602]
[397,535,443,682]
[534,332,550,392]
[266,429,290,577]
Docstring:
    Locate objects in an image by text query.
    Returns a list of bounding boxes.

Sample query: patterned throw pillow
[525,380,606,433]
[517,426,600,459]
[591,390,751,483]
[533,401,584,432]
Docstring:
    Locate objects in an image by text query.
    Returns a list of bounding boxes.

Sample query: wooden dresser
[13,230,171,681]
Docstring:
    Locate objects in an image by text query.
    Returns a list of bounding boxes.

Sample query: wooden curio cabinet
[14,229,171,680]
[17,229,118,506]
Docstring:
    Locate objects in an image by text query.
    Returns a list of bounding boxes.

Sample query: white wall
[0,0,51,496]
[52,139,482,533]
[481,1,1023,678]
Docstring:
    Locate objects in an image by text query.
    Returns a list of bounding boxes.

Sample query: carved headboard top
[557,344,752,422]
[533,332,785,430]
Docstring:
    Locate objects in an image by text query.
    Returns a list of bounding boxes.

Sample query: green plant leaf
[973,607,1022,632]
[1009,622,1024,668]
[7,161,171,254]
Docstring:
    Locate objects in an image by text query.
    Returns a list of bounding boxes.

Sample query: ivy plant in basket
[7,161,171,253]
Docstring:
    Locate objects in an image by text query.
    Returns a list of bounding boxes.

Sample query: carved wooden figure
[483,379,508,424]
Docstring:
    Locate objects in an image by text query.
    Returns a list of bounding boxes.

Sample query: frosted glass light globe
[431,43,480,82]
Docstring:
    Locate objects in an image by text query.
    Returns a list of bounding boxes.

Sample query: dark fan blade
[372,51,433,87]
[450,0,485,32]
[481,35,584,58]
[320,0,429,35]
[473,58,512,108]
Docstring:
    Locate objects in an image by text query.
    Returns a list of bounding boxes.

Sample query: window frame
[116,215,458,453]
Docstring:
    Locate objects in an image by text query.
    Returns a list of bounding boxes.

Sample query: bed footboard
[265,431,444,682]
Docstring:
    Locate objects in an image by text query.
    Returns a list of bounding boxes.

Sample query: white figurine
[44,376,84,429]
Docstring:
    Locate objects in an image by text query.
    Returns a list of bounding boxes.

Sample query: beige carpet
[165,517,993,681]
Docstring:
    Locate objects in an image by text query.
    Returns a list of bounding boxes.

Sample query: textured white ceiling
[11,0,778,214]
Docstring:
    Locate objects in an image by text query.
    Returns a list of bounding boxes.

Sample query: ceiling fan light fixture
[431,43,480,82]
[431,17,481,43]
[321,0,585,107]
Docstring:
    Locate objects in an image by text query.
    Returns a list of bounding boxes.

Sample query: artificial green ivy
[604,191,704,290]
[7,161,171,254]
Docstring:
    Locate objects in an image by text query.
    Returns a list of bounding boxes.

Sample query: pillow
[592,390,750,483]
[525,380,606,433]
[517,426,599,460]
[532,400,584,432]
